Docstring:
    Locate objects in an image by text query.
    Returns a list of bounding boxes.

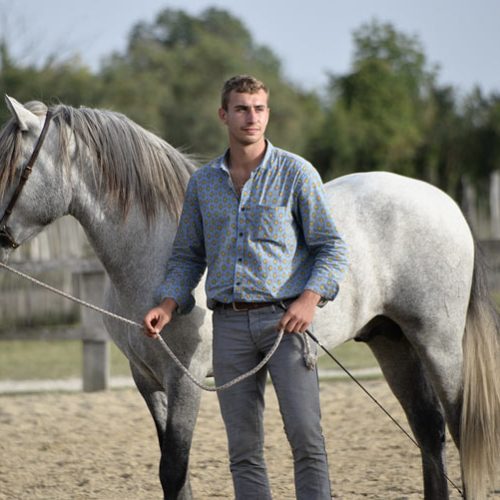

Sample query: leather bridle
[0,110,54,249]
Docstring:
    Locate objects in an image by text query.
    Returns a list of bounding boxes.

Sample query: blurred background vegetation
[1,7,499,203]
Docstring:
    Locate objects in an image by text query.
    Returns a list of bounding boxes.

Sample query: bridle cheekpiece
[0,110,54,249]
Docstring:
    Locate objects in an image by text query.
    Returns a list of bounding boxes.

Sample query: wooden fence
[481,240,500,293]
[0,258,111,392]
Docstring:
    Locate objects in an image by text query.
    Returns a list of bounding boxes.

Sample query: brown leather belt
[214,298,296,311]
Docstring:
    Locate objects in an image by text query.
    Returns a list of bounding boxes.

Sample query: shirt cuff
[304,279,339,302]
[154,285,195,315]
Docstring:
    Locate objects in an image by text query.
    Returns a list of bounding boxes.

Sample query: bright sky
[2,0,499,95]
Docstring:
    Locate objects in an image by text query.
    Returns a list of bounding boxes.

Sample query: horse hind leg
[359,316,452,500]
[130,363,201,500]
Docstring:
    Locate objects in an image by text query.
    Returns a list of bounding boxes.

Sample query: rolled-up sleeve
[155,176,207,313]
[296,166,349,301]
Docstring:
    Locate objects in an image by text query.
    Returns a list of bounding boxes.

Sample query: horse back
[316,172,474,344]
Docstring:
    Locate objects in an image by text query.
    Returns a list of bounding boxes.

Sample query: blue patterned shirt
[156,141,348,313]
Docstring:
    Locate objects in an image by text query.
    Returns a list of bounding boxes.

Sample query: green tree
[0,37,103,124]
[414,85,466,196]
[461,89,500,183]
[0,8,323,168]
[309,20,436,180]
[99,8,322,158]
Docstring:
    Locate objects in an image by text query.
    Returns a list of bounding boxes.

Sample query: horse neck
[69,167,177,304]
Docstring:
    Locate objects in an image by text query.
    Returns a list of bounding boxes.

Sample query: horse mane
[0,117,23,199]
[0,101,197,222]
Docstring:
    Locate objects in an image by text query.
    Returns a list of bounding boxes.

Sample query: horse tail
[461,240,500,499]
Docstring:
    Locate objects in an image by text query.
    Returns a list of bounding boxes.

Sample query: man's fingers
[143,322,160,338]
[278,313,290,332]
[279,313,297,333]
[144,309,174,338]
[154,316,168,334]
[143,311,164,338]
[278,311,310,334]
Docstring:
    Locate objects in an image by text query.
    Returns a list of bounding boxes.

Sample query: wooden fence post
[73,268,110,392]
[490,170,500,239]
[461,176,478,234]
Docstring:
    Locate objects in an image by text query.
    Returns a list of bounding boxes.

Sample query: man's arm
[154,176,207,314]
[143,176,207,338]
[280,165,348,333]
[297,165,349,300]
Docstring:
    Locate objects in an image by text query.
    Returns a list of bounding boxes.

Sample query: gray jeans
[212,305,331,500]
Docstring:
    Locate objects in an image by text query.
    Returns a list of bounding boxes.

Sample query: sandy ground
[0,379,476,499]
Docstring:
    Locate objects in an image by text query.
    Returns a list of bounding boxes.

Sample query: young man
[143,75,348,499]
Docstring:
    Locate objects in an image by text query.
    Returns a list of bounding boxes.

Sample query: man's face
[219,89,270,146]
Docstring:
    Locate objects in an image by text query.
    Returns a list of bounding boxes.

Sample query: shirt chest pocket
[251,205,293,246]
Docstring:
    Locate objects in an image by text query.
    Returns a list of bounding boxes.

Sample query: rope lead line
[275,303,464,497]
[0,261,465,496]
[0,261,283,392]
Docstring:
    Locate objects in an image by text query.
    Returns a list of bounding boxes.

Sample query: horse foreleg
[361,320,450,500]
[131,365,202,500]
[161,375,202,499]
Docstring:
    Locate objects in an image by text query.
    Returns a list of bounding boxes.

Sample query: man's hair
[221,75,269,110]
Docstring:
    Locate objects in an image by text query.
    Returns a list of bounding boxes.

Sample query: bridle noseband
[0,110,54,249]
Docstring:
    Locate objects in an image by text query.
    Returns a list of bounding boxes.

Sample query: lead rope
[0,261,465,496]
[0,261,283,392]
[276,302,464,498]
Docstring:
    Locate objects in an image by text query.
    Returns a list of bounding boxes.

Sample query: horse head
[0,96,73,261]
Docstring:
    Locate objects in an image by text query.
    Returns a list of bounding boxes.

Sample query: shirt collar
[213,140,274,174]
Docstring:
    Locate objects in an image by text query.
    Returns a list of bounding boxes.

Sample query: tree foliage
[303,19,499,201]
[0,9,498,201]
[0,40,103,124]
[98,7,321,158]
[308,20,436,180]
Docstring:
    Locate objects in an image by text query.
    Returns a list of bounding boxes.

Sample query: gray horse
[0,96,498,499]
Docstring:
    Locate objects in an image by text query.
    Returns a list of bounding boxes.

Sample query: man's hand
[143,298,178,339]
[278,290,321,333]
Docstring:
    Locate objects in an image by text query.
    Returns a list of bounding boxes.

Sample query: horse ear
[4,95,40,132]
